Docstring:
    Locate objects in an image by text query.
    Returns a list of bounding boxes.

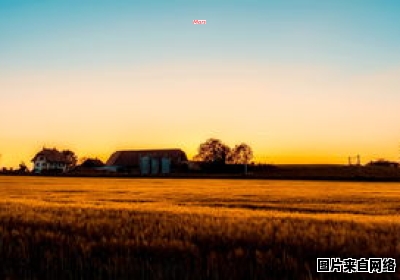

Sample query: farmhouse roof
[31,148,71,163]
[106,149,188,167]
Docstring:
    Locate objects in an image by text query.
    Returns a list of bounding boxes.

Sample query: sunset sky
[1,0,400,168]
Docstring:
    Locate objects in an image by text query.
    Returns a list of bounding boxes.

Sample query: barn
[105,149,188,174]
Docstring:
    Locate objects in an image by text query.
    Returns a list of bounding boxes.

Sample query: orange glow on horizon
[1,63,400,168]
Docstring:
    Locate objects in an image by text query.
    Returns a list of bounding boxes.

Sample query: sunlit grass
[0,176,399,279]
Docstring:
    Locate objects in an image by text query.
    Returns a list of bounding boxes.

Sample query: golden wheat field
[0,176,399,280]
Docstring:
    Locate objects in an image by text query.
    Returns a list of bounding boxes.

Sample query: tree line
[193,138,253,165]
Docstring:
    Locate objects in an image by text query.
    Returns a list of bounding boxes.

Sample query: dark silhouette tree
[18,162,28,173]
[227,143,253,164]
[193,138,231,165]
[62,150,78,169]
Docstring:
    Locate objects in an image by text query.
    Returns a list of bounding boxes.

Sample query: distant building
[31,148,75,174]
[186,161,202,171]
[69,158,106,174]
[79,158,105,168]
[367,159,399,168]
[105,149,188,174]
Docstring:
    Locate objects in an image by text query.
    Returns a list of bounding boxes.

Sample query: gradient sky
[1,0,400,167]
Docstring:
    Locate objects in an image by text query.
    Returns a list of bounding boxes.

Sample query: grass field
[0,176,399,279]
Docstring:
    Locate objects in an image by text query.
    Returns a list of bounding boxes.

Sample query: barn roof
[106,149,188,167]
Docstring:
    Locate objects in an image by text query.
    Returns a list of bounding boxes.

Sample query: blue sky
[1,0,400,72]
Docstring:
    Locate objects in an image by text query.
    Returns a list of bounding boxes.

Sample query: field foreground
[0,177,400,279]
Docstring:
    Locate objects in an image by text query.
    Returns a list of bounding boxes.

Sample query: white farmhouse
[31,148,74,174]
